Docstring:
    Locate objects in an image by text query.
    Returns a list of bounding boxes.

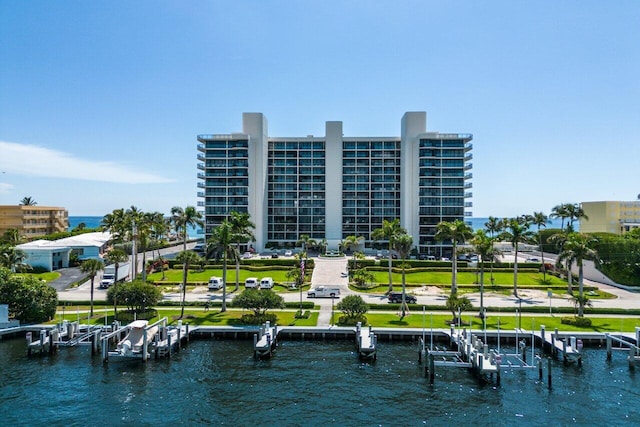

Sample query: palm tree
[565,203,589,233]
[80,259,104,316]
[558,233,598,317]
[228,211,256,292]
[550,203,571,231]
[171,206,204,252]
[527,211,550,281]
[549,231,574,294]
[435,220,473,295]
[372,219,407,293]
[20,196,37,206]
[207,220,236,312]
[484,216,503,286]
[148,211,170,280]
[501,216,535,297]
[343,235,364,274]
[298,234,316,254]
[0,246,28,272]
[1,228,23,246]
[393,233,413,319]
[105,248,128,316]
[101,208,127,244]
[470,229,496,319]
[175,250,202,319]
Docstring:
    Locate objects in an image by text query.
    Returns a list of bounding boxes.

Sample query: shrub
[338,314,368,326]
[294,310,311,319]
[560,316,593,327]
[240,312,278,325]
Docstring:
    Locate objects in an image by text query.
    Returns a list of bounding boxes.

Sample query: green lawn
[48,308,318,327]
[17,271,61,282]
[148,269,294,284]
[367,270,566,287]
[364,312,640,332]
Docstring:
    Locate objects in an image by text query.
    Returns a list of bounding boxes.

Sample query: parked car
[284,250,293,257]
[388,292,417,304]
[259,277,274,289]
[245,277,259,289]
[526,257,541,263]
[192,243,205,253]
[307,286,340,298]
[208,277,223,290]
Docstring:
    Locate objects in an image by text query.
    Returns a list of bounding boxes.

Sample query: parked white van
[259,277,274,290]
[245,277,259,289]
[208,277,223,290]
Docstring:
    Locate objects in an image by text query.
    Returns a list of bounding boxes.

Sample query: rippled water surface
[1,337,639,426]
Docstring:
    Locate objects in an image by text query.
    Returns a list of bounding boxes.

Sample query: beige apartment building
[580,200,640,235]
[0,205,69,239]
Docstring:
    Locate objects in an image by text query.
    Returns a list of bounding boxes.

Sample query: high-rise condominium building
[197,112,473,256]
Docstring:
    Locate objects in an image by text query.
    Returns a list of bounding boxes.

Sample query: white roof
[17,232,111,250]
[54,232,111,247]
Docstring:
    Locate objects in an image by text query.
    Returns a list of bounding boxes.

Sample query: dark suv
[388,292,417,304]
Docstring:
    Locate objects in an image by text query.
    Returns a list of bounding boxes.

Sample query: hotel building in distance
[197,112,473,257]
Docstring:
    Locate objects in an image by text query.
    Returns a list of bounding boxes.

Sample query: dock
[253,321,278,358]
[355,322,377,360]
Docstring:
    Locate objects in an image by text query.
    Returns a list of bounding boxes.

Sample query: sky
[1,1,639,218]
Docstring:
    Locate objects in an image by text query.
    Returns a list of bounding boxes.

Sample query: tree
[435,219,473,295]
[105,248,129,316]
[228,211,256,292]
[550,203,571,231]
[343,235,364,273]
[470,229,495,318]
[446,293,473,324]
[336,294,368,323]
[19,196,37,206]
[371,219,407,293]
[484,216,503,285]
[107,280,162,314]
[175,250,202,319]
[101,208,127,243]
[171,206,204,252]
[0,246,28,273]
[565,203,589,233]
[0,267,57,323]
[148,211,170,280]
[298,234,316,254]
[558,233,598,317]
[232,289,285,318]
[80,258,104,316]
[501,216,535,297]
[526,211,550,281]
[207,220,236,312]
[393,233,413,319]
[1,228,23,246]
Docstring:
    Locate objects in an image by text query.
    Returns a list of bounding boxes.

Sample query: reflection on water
[1,337,639,426]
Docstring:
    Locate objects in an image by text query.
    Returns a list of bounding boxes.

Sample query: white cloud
[0,182,14,194]
[0,141,174,184]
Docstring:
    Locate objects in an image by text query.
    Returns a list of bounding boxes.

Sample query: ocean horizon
[69,216,570,238]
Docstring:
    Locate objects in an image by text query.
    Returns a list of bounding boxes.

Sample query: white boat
[109,320,158,361]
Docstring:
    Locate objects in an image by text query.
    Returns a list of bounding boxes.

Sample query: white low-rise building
[17,232,111,271]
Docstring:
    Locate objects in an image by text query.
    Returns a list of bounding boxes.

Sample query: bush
[338,314,368,326]
[294,310,311,319]
[561,316,593,327]
[240,312,278,325]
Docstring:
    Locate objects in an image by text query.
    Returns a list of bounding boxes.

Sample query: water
[68,216,200,239]
[1,338,637,426]
[470,217,568,231]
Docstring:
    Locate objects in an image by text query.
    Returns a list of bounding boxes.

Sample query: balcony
[197,154,205,162]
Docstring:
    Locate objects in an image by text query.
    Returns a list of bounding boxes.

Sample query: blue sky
[1,1,638,218]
